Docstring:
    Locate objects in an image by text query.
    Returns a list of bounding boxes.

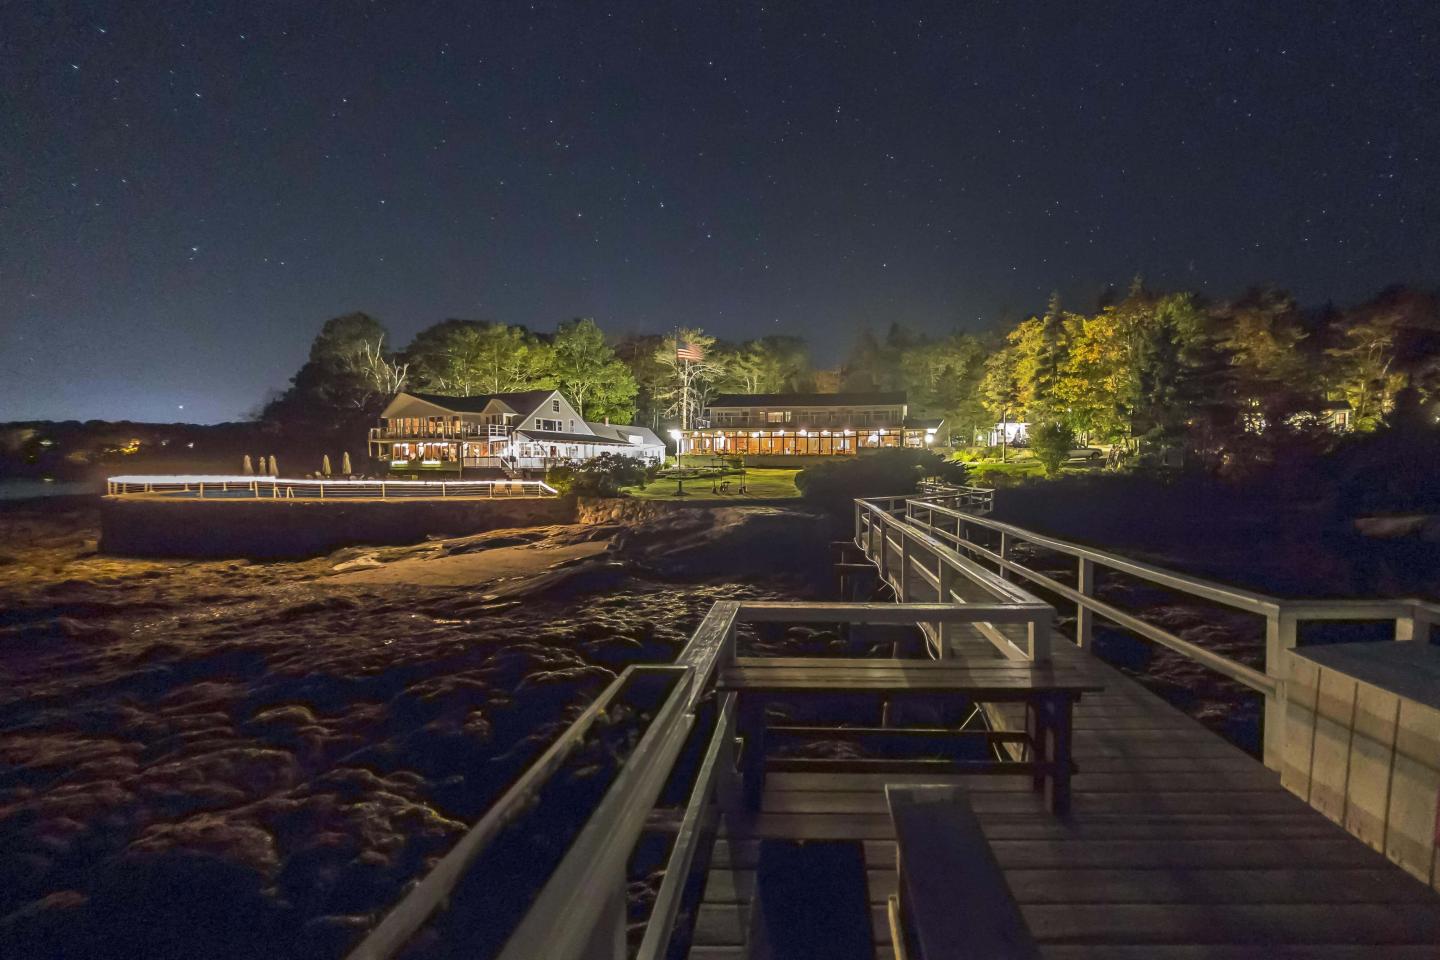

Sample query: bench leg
[1044,697,1074,817]
[1027,700,1049,793]
[740,696,767,812]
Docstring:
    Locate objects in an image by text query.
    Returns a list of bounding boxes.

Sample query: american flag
[676,341,705,362]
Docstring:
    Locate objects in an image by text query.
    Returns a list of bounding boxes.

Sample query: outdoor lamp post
[668,429,688,496]
[668,429,683,470]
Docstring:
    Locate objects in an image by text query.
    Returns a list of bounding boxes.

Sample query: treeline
[261,282,1440,468]
[982,281,1440,467]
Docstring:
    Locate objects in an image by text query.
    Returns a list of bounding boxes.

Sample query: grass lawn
[628,467,801,501]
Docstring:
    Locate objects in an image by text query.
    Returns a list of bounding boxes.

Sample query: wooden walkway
[689,633,1440,958]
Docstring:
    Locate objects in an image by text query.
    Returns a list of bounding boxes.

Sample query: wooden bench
[885,784,1041,960]
[719,658,1099,814]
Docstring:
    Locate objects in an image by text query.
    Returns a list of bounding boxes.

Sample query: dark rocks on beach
[0,498,827,960]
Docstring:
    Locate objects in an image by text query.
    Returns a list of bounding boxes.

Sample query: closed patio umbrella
[268,455,279,476]
[341,451,352,475]
[242,454,253,475]
[322,454,332,477]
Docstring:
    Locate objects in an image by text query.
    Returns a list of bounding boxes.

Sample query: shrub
[796,448,967,514]
[544,464,576,495]
[973,465,1027,488]
[1030,421,1076,477]
[567,453,650,496]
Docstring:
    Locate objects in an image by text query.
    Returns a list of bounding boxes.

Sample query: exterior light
[925,435,934,444]
[667,429,682,440]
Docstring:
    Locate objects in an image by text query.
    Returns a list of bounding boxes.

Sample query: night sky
[5,1,1438,423]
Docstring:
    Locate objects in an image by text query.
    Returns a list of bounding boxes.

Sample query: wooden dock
[690,633,1440,958]
[344,486,1440,960]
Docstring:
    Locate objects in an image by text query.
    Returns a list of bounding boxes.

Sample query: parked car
[1065,447,1104,462]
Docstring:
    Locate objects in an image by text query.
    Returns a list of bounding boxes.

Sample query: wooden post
[1028,613,1052,663]
[1263,609,1299,773]
[898,534,911,602]
[937,563,957,661]
[1075,557,1095,651]
[998,531,1010,580]
[740,696,767,811]
[1395,605,1431,642]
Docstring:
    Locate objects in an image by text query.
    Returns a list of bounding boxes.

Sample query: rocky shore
[0,496,831,960]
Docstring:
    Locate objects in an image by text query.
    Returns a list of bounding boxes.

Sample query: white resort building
[677,391,942,465]
[368,390,664,477]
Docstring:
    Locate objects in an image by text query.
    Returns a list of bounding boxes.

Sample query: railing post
[937,562,957,660]
[879,519,890,587]
[1075,557,1095,651]
[1395,603,1430,642]
[898,533,911,602]
[381,482,387,499]
[1262,609,1298,773]
[998,531,1010,579]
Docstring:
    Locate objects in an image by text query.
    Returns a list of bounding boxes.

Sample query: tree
[1326,288,1440,430]
[1008,293,1070,422]
[1218,289,1318,433]
[899,332,988,445]
[980,344,1021,456]
[1030,421,1076,476]
[405,320,553,396]
[550,317,639,422]
[1054,308,1130,442]
[615,333,672,431]
[654,329,726,429]
[720,336,811,393]
[262,313,404,435]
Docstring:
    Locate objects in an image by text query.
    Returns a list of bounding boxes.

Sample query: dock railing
[877,487,1439,772]
[854,492,1052,662]
[106,475,557,499]
[342,596,1061,960]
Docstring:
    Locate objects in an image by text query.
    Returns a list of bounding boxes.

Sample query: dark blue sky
[4,1,1437,423]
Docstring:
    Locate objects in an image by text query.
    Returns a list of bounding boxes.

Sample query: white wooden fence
[105,475,557,498]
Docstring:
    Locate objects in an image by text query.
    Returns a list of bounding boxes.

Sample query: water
[0,478,99,500]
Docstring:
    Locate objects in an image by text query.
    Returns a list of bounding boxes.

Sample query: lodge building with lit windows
[368,390,664,478]
[677,392,942,465]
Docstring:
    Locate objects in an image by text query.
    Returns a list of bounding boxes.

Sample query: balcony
[369,423,514,441]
